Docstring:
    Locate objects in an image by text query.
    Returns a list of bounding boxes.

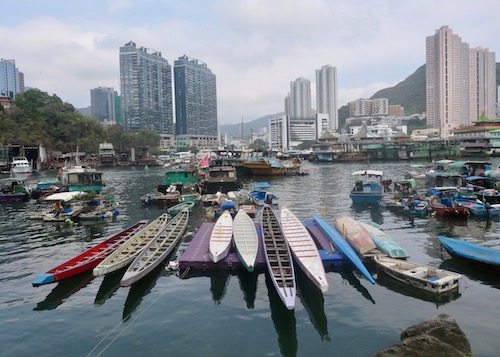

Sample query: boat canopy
[42,191,86,202]
[251,182,272,189]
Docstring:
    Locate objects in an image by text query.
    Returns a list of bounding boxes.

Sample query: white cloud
[2,0,500,124]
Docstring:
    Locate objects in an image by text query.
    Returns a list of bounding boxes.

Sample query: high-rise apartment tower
[316,65,338,130]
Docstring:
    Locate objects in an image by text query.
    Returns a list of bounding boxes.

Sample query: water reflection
[122,264,166,321]
[350,204,384,225]
[237,271,258,309]
[33,270,94,311]
[94,270,123,306]
[296,267,329,341]
[376,270,461,308]
[337,266,375,304]
[210,270,230,305]
[265,273,297,357]
[439,258,500,290]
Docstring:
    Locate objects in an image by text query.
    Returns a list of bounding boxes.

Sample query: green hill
[219,112,283,138]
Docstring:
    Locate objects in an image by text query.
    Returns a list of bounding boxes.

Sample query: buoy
[65,218,73,225]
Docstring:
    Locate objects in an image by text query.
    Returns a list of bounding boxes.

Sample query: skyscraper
[90,87,116,124]
[316,65,338,130]
[287,77,312,119]
[119,41,173,134]
[174,55,218,137]
[0,59,23,100]
[426,26,496,135]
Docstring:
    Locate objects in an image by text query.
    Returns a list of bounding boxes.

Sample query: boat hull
[209,210,234,263]
[374,255,461,294]
[312,214,375,284]
[262,205,296,309]
[121,210,189,286]
[32,220,149,286]
[281,207,328,292]
[359,221,409,259]
[232,210,259,272]
[93,214,170,276]
[333,216,376,255]
[439,236,500,271]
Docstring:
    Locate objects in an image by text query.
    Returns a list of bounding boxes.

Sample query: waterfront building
[0,59,23,100]
[174,135,218,151]
[316,65,338,130]
[119,41,174,134]
[174,55,218,140]
[426,26,496,136]
[287,77,313,119]
[452,115,500,156]
[90,87,116,124]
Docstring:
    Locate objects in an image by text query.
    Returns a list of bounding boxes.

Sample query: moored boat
[333,216,376,255]
[280,207,328,292]
[32,220,149,286]
[232,209,259,272]
[10,156,32,174]
[167,201,196,216]
[209,210,234,263]
[358,220,409,259]
[121,209,189,286]
[349,170,384,205]
[261,204,296,310]
[93,213,170,276]
[0,177,31,203]
[439,236,500,271]
[374,255,461,294]
[312,214,375,284]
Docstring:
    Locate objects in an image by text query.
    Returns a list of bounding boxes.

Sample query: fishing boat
[121,209,189,286]
[232,209,259,272]
[280,207,329,292]
[209,210,234,263]
[439,236,500,271]
[58,165,104,193]
[349,170,384,205]
[0,177,31,203]
[93,213,170,276]
[358,220,409,259]
[312,214,375,284]
[167,201,195,216]
[249,182,278,206]
[453,197,500,218]
[77,195,120,220]
[243,157,302,176]
[374,255,461,294]
[31,191,86,221]
[333,216,376,255]
[32,220,149,286]
[261,204,296,310]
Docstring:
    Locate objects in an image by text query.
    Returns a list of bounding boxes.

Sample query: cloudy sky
[2,0,500,124]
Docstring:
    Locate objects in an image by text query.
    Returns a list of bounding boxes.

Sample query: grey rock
[373,314,472,357]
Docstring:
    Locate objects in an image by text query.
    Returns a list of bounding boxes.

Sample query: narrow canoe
[93,214,170,276]
[209,210,234,263]
[374,255,461,294]
[312,214,375,284]
[439,236,500,271]
[261,204,296,310]
[167,201,195,216]
[232,209,259,272]
[280,207,329,292]
[32,220,149,286]
[121,209,189,286]
[358,220,409,259]
[333,216,376,255]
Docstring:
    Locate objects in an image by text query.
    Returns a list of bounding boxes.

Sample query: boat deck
[178,219,345,274]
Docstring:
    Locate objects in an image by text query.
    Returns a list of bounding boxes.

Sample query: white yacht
[10,156,32,174]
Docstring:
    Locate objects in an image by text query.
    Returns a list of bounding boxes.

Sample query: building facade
[287,77,313,119]
[90,87,116,124]
[316,65,338,130]
[119,41,174,134]
[174,55,218,139]
[426,26,496,136]
[0,59,23,100]
[269,115,288,151]
[349,98,389,117]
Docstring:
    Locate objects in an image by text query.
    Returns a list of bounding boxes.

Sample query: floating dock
[178,219,345,275]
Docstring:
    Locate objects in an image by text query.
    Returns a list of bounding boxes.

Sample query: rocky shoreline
[374,314,472,356]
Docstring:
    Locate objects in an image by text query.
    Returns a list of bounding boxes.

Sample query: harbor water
[1,161,500,357]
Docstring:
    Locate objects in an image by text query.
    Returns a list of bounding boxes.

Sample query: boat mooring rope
[87,286,168,357]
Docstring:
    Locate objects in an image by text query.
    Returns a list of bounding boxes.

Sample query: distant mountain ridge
[219,112,284,138]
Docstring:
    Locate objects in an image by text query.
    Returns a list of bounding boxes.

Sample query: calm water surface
[1,161,500,357]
